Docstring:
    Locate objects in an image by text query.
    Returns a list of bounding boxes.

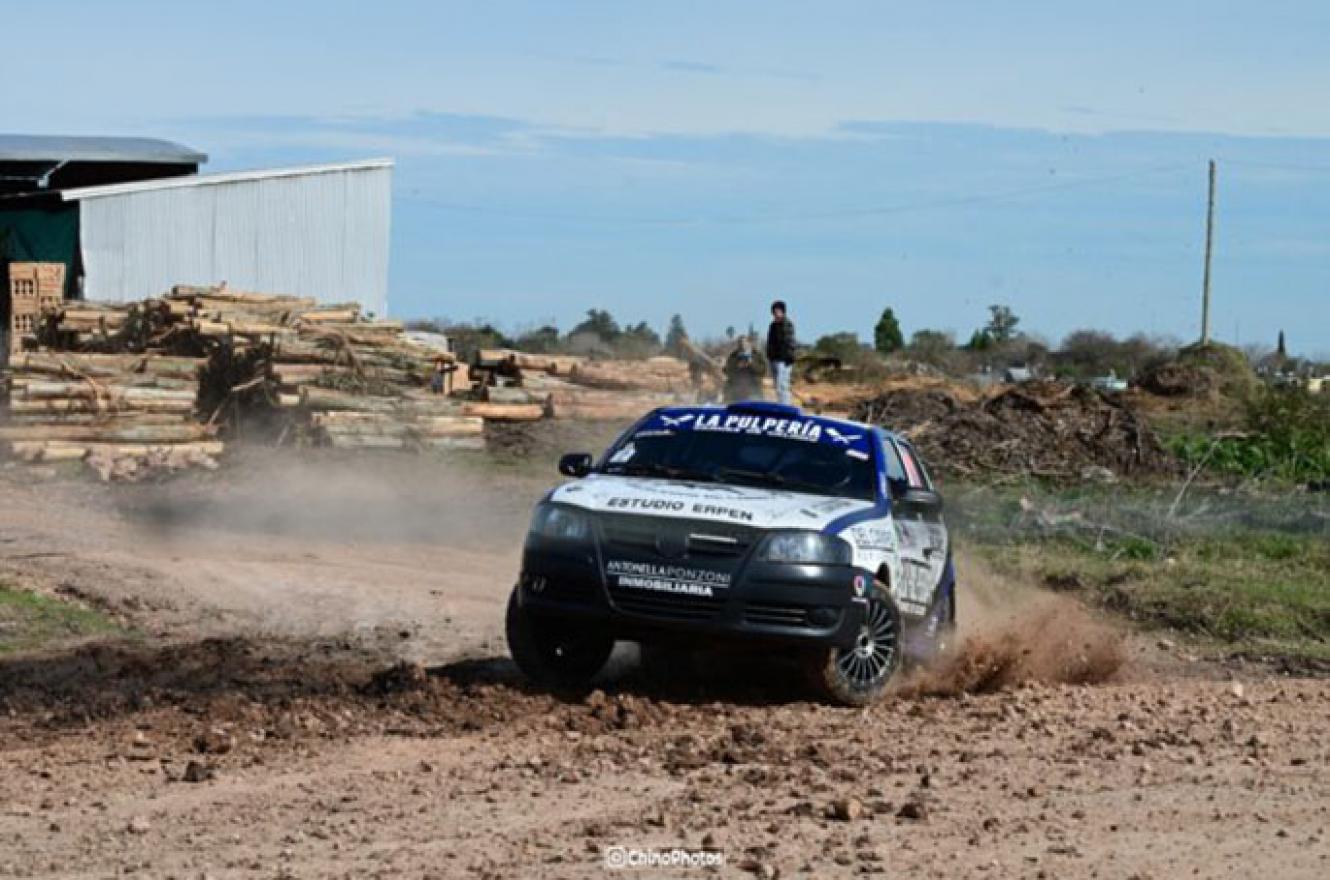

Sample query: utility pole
[1200,159,1216,346]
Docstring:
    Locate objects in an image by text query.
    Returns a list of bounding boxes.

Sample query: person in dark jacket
[765,300,797,404]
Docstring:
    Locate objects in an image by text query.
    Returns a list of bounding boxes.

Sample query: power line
[1218,158,1330,174]
[397,162,1193,227]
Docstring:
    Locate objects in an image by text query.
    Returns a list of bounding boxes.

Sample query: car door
[887,439,946,616]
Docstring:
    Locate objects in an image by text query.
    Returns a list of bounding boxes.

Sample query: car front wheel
[806,583,902,706]
[505,587,614,690]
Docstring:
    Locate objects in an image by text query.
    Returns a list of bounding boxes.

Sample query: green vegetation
[873,307,903,355]
[811,331,865,362]
[407,308,667,361]
[0,586,121,655]
[664,314,689,356]
[983,304,1021,343]
[1053,329,1174,382]
[1167,387,1330,483]
[951,482,1330,661]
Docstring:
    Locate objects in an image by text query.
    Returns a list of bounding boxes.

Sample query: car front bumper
[516,531,869,650]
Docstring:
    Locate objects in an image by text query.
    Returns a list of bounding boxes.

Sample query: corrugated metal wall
[77,165,392,315]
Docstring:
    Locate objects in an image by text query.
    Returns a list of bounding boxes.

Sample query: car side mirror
[900,487,943,510]
[558,453,593,478]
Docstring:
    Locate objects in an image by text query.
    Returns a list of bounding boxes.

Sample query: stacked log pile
[4,284,714,477]
[525,355,697,420]
[569,356,693,394]
[469,348,698,420]
[476,349,587,377]
[174,288,506,451]
[4,285,492,472]
[526,376,677,421]
[2,351,220,480]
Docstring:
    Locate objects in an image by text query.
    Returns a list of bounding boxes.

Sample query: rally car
[505,400,955,706]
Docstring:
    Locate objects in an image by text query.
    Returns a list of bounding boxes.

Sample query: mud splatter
[903,602,1126,696]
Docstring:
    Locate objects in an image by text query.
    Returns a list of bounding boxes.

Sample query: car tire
[806,582,902,707]
[505,587,614,691]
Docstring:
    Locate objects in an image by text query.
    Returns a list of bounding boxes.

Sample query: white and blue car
[506,401,956,705]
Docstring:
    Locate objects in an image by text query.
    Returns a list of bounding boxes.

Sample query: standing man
[765,300,797,404]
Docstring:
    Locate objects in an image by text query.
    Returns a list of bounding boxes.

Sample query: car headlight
[529,504,593,541]
[758,531,852,565]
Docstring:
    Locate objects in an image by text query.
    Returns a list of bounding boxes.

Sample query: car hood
[548,474,876,531]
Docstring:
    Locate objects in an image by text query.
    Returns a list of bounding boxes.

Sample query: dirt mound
[902,602,1127,697]
[854,380,1178,481]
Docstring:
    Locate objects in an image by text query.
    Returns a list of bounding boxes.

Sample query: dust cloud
[108,447,546,548]
[902,552,1127,697]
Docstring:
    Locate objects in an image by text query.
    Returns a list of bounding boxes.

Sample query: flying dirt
[0,449,1327,879]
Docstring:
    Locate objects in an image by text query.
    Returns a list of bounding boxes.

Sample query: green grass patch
[977,531,1330,660]
[0,586,121,655]
[950,480,1330,662]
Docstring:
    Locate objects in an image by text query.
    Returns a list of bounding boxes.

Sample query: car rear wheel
[506,587,614,690]
[806,583,902,706]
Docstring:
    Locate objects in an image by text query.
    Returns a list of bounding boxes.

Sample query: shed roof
[0,134,206,164]
[59,158,393,201]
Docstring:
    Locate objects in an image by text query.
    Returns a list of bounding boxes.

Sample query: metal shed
[0,134,204,196]
[60,158,393,316]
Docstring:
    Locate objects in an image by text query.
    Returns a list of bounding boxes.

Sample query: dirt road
[1,453,1327,879]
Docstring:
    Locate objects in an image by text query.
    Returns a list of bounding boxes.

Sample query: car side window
[880,437,907,483]
[896,442,931,490]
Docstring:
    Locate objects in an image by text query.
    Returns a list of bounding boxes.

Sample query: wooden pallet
[7,262,66,353]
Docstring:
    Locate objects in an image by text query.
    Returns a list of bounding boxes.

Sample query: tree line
[414,304,1322,382]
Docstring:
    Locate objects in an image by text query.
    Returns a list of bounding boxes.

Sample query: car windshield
[601,427,877,501]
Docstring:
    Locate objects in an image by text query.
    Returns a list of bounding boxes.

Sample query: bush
[435,322,511,361]
[1180,342,1260,397]
[812,331,867,363]
[513,325,560,353]
[1169,386,1330,483]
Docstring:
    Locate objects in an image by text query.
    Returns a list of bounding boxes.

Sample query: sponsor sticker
[607,497,687,513]
[604,495,756,523]
[606,560,732,597]
[692,412,824,442]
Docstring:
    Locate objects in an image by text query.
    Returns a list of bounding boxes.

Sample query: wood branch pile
[2,351,220,480]
[853,380,1181,482]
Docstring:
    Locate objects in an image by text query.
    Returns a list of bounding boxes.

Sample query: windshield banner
[637,409,872,454]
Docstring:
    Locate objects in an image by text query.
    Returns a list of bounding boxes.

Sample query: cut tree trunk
[460,402,545,422]
[0,423,212,442]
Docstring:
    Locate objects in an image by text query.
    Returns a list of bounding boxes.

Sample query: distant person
[430,356,448,394]
[765,300,797,404]
[723,335,766,402]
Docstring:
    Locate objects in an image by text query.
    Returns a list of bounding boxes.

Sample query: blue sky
[4,1,1329,354]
